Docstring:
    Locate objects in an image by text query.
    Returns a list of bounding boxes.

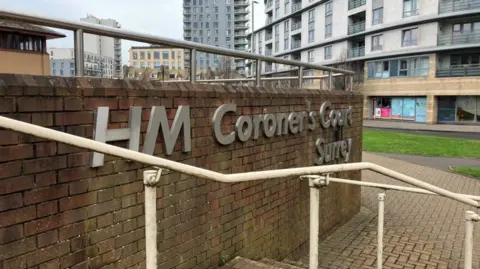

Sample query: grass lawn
[452,167,480,179]
[363,129,480,159]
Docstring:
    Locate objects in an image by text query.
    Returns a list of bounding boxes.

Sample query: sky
[2,0,266,65]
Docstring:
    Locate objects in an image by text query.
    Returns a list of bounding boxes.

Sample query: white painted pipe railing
[0,115,479,269]
[377,193,385,269]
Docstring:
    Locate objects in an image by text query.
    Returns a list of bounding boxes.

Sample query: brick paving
[300,152,480,269]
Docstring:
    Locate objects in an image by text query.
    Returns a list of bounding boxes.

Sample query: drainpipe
[464,211,480,269]
[143,169,162,269]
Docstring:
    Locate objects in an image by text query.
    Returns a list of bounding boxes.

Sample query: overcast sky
[2,0,266,64]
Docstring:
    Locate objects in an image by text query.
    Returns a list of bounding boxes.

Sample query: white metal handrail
[0,115,479,269]
[0,9,354,89]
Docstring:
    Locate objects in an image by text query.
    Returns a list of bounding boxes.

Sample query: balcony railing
[266,17,273,24]
[438,31,480,46]
[265,65,273,72]
[292,22,302,31]
[292,40,301,49]
[348,0,366,10]
[439,0,480,14]
[292,3,302,12]
[371,45,383,51]
[347,46,365,58]
[234,24,248,30]
[265,49,272,56]
[266,0,273,9]
[265,33,273,41]
[403,9,419,17]
[348,21,366,35]
[436,64,480,77]
[234,0,249,6]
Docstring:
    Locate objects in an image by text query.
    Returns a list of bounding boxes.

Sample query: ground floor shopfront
[367,95,480,125]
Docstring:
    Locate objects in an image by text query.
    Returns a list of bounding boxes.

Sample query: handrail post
[464,211,479,269]
[377,193,386,269]
[349,75,354,91]
[256,60,262,87]
[301,175,328,269]
[328,71,333,90]
[74,29,84,76]
[190,49,196,84]
[298,66,303,88]
[143,169,162,269]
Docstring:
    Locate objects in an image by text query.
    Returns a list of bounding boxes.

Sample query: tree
[330,50,364,91]
[216,56,239,79]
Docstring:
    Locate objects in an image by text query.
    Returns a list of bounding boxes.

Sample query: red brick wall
[0,74,363,269]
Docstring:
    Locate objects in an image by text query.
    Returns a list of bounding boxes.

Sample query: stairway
[220,256,308,269]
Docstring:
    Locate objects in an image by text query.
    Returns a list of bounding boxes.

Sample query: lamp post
[251,0,259,77]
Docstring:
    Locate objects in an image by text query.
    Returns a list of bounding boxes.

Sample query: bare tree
[216,56,239,79]
[330,50,364,91]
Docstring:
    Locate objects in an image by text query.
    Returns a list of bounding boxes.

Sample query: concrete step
[220,256,308,269]
[260,258,307,269]
[281,259,308,269]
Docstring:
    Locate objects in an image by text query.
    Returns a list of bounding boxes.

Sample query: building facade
[49,48,115,78]
[129,46,185,71]
[250,0,480,125]
[80,15,122,78]
[183,0,250,75]
[0,19,65,76]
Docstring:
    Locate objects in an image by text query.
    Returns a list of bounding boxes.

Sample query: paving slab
[300,152,480,269]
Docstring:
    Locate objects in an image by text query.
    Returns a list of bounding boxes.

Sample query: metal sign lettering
[91,102,354,167]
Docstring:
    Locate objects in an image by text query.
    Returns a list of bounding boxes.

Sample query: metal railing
[436,64,480,77]
[292,39,302,49]
[0,8,354,89]
[403,8,419,17]
[439,0,480,13]
[292,21,302,31]
[348,0,366,10]
[266,16,273,24]
[0,115,478,269]
[266,0,273,9]
[438,31,480,46]
[292,2,302,12]
[265,33,273,40]
[348,21,366,35]
[348,46,365,58]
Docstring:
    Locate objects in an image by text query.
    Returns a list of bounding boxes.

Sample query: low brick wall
[0,74,363,269]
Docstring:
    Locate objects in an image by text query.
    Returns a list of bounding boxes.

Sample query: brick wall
[0,74,363,269]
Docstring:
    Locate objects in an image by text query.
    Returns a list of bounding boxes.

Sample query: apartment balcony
[292,40,301,49]
[266,17,273,24]
[265,49,272,56]
[291,21,302,31]
[184,16,191,22]
[183,8,192,15]
[348,0,366,10]
[265,65,273,72]
[235,61,246,68]
[234,7,249,14]
[265,33,273,41]
[184,31,191,37]
[235,16,249,22]
[234,39,248,45]
[348,21,366,35]
[234,24,249,30]
[234,0,249,6]
[436,64,480,77]
[183,0,191,7]
[347,46,365,58]
[439,0,480,14]
[292,2,302,12]
[235,31,248,37]
[438,31,480,46]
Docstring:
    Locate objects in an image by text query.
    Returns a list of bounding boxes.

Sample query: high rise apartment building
[81,15,123,78]
[183,0,250,75]
[251,0,480,125]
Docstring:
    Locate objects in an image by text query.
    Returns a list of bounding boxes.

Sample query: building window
[372,35,383,51]
[325,1,332,15]
[140,52,145,60]
[402,28,418,46]
[324,46,332,59]
[154,51,160,60]
[284,38,289,50]
[147,52,151,60]
[60,69,64,76]
[162,51,169,59]
[325,23,332,38]
[308,9,315,43]
[372,8,383,25]
[308,50,314,63]
[403,0,419,17]
[285,0,290,14]
[367,56,429,79]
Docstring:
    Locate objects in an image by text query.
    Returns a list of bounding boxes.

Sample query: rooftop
[0,18,65,39]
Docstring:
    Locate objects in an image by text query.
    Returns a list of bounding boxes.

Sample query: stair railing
[0,115,479,269]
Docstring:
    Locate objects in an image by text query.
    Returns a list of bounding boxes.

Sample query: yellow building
[129,46,184,71]
[0,19,65,76]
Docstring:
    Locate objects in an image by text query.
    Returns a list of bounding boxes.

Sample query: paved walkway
[300,152,480,269]
[374,153,480,172]
[364,120,480,133]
